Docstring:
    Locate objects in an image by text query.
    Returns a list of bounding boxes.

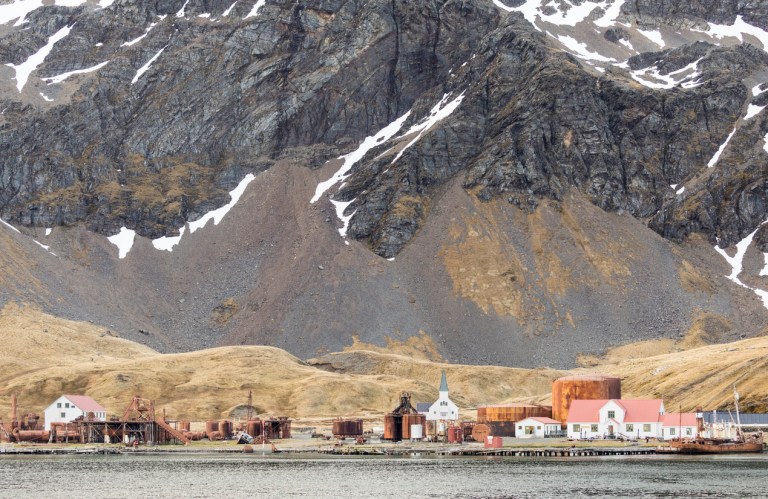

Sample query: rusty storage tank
[178,420,191,432]
[218,420,232,439]
[383,414,403,441]
[333,419,363,438]
[447,426,463,443]
[16,430,48,442]
[207,430,223,441]
[401,413,426,440]
[477,404,552,423]
[205,420,219,437]
[552,375,621,426]
[246,419,263,437]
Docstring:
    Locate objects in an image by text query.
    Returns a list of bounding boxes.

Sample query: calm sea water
[1,453,767,498]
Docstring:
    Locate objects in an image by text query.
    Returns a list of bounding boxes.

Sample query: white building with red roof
[660,412,699,440]
[567,399,667,440]
[44,395,107,430]
[516,417,562,438]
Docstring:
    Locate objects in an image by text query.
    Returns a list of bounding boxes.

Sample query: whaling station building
[43,395,107,431]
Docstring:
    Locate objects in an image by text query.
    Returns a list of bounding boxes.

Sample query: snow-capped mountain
[0,0,765,367]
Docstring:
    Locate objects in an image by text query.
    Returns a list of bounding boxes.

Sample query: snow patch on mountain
[391,92,465,164]
[330,199,356,238]
[707,129,736,168]
[245,0,265,19]
[715,220,768,309]
[187,174,255,234]
[311,112,411,204]
[6,25,71,92]
[630,58,703,90]
[152,226,185,251]
[131,45,167,84]
[221,2,237,17]
[695,16,768,52]
[122,23,157,47]
[43,60,110,84]
[638,29,665,48]
[108,227,136,259]
[554,34,616,62]
[744,104,765,120]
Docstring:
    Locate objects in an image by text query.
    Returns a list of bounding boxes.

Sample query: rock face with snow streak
[0,0,767,366]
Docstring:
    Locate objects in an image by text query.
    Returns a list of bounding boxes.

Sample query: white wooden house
[516,417,562,438]
[660,413,698,440]
[44,395,107,430]
[567,399,666,439]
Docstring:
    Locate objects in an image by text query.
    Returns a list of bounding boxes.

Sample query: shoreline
[0,439,668,457]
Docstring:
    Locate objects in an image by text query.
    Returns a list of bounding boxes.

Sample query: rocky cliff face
[0,0,766,367]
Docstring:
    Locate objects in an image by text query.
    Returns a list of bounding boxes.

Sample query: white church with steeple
[426,370,459,422]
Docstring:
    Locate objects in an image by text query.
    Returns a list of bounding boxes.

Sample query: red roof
[661,413,697,427]
[566,399,605,422]
[567,399,663,423]
[521,417,561,425]
[64,395,106,413]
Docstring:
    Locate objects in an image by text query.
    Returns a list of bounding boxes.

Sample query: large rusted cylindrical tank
[486,421,518,437]
[477,404,552,423]
[383,414,402,441]
[401,414,426,440]
[333,419,363,438]
[16,430,49,442]
[552,375,621,426]
[205,420,219,437]
[447,426,463,443]
[218,420,232,439]
[246,420,262,437]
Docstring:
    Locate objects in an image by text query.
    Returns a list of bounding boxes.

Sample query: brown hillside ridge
[0,305,765,420]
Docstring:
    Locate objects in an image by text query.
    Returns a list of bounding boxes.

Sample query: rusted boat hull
[669,439,764,454]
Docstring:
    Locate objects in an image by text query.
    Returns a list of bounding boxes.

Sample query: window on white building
[591,424,598,432]
[670,428,676,436]
[607,411,615,419]
[60,412,65,418]
[643,424,651,432]
[686,428,692,436]
[626,424,634,432]
[573,424,580,432]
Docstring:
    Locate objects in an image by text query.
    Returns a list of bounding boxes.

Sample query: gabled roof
[567,399,605,423]
[620,399,664,423]
[520,417,561,425]
[63,395,106,413]
[567,399,663,423]
[661,413,697,427]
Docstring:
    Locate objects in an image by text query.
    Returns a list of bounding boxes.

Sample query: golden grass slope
[0,304,766,421]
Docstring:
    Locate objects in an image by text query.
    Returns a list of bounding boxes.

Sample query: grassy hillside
[0,304,765,421]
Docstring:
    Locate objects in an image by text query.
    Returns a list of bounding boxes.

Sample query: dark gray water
[1,453,767,498]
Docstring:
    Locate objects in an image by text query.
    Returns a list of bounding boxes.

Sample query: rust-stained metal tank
[16,430,49,442]
[552,374,621,426]
[178,420,190,432]
[246,419,262,437]
[207,430,223,441]
[477,404,552,423]
[218,420,232,439]
[332,419,363,438]
[205,420,219,437]
[402,413,426,440]
[447,426,463,443]
[383,413,402,441]
[184,431,206,441]
[472,424,490,443]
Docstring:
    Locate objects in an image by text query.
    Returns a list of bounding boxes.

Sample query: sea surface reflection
[1,453,767,498]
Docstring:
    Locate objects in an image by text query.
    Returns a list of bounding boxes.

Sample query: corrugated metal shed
[703,412,768,425]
